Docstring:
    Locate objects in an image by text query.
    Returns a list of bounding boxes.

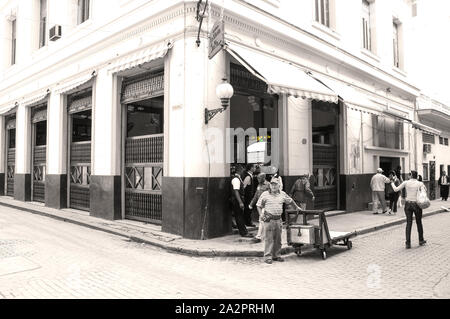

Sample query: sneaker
[382,210,387,214]
[273,257,285,262]
[419,240,427,246]
[242,233,253,238]
[264,259,273,264]
[251,237,261,243]
[373,212,379,215]
[405,242,411,249]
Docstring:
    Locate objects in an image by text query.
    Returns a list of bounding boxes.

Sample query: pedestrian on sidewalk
[387,171,401,214]
[370,168,391,214]
[289,174,315,211]
[249,173,271,243]
[243,164,257,227]
[256,177,302,264]
[438,171,449,201]
[390,170,427,249]
[230,165,253,238]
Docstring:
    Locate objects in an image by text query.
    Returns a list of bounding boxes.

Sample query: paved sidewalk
[0,197,448,257]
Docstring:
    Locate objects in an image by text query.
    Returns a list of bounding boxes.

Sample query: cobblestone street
[1,205,449,299]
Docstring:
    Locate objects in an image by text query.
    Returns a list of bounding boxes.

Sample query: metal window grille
[68,96,92,114]
[362,0,371,51]
[422,133,435,144]
[121,73,164,104]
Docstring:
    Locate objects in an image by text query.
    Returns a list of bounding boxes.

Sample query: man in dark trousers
[439,171,449,201]
[387,171,401,214]
[231,165,253,238]
[243,164,257,227]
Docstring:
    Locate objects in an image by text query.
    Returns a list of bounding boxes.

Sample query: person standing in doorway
[391,170,427,249]
[230,165,252,238]
[249,173,270,243]
[370,168,391,214]
[438,171,449,201]
[243,164,257,227]
[256,177,302,264]
[289,174,315,211]
[387,171,401,214]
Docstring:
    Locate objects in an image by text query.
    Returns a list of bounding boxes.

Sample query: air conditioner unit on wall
[423,144,432,154]
[49,25,62,41]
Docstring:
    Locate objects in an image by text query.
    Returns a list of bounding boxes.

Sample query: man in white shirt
[370,168,391,214]
[438,171,449,201]
[391,170,427,249]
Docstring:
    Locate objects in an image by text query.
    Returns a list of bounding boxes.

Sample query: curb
[0,200,446,258]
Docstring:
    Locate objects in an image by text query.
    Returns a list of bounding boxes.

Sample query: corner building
[0,0,438,239]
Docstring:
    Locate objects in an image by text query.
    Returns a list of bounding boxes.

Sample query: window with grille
[11,19,16,65]
[77,0,90,25]
[39,0,47,48]
[315,0,330,28]
[393,21,400,68]
[422,133,435,144]
[439,136,449,146]
[362,0,372,51]
[372,115,404,149]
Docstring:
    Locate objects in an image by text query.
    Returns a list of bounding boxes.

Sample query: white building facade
[0,0,440,238]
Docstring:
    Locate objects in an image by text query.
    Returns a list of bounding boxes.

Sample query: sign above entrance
[208,21,225,60]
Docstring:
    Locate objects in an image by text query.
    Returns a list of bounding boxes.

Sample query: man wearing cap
[256,177,302,264]
[370,168,391,214]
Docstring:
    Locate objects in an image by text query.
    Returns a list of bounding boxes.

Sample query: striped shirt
[256,190,294,216]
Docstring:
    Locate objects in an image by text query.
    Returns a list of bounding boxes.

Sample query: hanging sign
[208,20,225,60]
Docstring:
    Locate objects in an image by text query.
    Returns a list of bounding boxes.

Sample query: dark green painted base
[340,174,374,212]
[14,174,31,202]
[90,175,121,220]
[162,177,232,240]
[0,173,4,196]
[45,174,67,209]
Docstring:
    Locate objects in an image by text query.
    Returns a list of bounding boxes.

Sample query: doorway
[31,105,47,203]
[5,115,16,197]
[379,157,400,177]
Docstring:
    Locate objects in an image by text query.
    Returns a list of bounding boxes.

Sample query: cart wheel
[321,250,327,260]
[295,247,302,256]
[347,241,353,250]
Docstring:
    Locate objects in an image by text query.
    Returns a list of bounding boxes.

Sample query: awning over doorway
[225,43,338,103]
[411,120,441,136]
[309,72,383,115]
[54,71,96,95]
[108,40,174,74]
[21,89,50,107]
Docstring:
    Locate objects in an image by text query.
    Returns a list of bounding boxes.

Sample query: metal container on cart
[286,209,356,260]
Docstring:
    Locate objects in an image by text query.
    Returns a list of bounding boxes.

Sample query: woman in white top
[391,170,427,249]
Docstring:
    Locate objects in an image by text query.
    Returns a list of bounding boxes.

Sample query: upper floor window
[11,19,16,65]
[315,0,330,28]
[39,0,47,48]
[423,133,435,144]
[77,0,90,25]
[393,21,400,68]
[439,136,449,146]
[372,115,404,149]
[362,0,372,51]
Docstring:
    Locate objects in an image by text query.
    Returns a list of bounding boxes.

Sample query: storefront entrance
[312,101,339,211]
[31,105,47,203]
[5,115,15,197]
[122,71,164,224]
[68,91,92,211]
[229,63,279,170]
[379,157,400,177]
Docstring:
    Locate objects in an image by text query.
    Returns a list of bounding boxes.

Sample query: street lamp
[205,78,234,124]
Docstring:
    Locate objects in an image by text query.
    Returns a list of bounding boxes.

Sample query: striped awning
[54,71,96,95]
[225,43,338,103]
[0,102,18,116]
[108,40,174,74]
[21,89,50,107]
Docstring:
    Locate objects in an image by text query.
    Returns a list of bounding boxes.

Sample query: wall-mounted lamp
[205,78,234,124]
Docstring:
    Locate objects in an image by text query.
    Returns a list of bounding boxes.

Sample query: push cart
[286,209,356,260]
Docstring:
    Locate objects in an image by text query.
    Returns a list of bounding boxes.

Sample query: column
[46,92,68,209]
[14,104,32,201]
[162,37,231,239]
[89,69,121,220]
[0,116,5,195]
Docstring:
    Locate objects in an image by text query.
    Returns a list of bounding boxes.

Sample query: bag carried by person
[417,185,430,209]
